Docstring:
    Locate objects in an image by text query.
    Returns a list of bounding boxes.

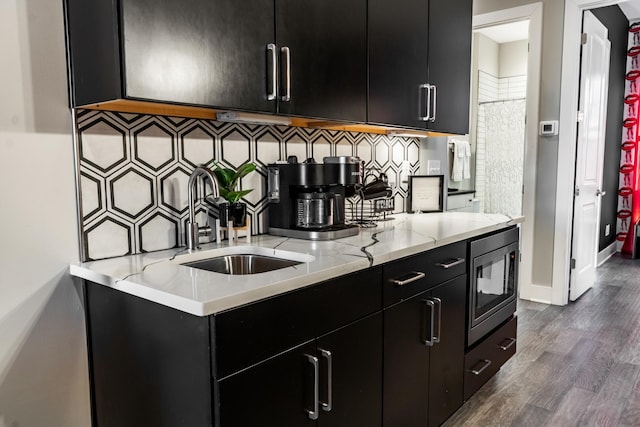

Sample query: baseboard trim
[597,241,617,267]
[519,283,553,305]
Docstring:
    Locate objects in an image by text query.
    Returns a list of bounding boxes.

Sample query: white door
[570,11,610,301]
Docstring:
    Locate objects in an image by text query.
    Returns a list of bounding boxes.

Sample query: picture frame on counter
[408,175,444,213]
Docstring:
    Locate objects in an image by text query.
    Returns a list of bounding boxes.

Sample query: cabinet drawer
[214,266,382,379]
[383,241,466,306]
[463,315,517,400]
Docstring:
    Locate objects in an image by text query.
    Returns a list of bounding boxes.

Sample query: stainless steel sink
[181,254,302,275]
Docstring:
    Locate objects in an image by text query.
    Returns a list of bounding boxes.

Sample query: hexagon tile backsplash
[76,109,420,260]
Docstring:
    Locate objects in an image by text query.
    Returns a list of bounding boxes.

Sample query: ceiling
[620,0,640,20]
[474,20,530,44]
[476,1,640,44]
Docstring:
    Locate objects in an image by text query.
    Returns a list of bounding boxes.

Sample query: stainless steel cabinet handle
[419,83,431,121]
[430,85,437,122]
[431,297,442,344]
[470,359,492,376]
[306,354,319,420]
[422,299,436,347]
[267,44,277,101]
[435,258,465,269]
[389,271,426,286]
[498,338,516,351]
[320,349,333,412]
[281,47,291,102]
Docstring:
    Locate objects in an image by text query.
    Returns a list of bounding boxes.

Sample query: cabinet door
[121,0,276,112]
[426,0,472,134]
[383,290,431,427]
[317,313,382,427]
[218,341,317,427]
[368,0,429,128]
[276,0,367,122]
[427,275,466,426]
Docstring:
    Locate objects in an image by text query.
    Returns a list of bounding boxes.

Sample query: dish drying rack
[346,191,395,228]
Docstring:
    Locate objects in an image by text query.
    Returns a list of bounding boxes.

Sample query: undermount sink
[182,254,302,275]
[173,246,314,275]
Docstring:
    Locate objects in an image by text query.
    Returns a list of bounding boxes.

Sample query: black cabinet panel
[218,341,317,427]
[276,0,367,121]
[317,313,383,427]
[383,290,431,427]
[428,275,466,426]
[65,0,122,105]
[426,0,472,134]
[215,267,382,378]
[86,284,212,427]
[383,241,466,306]
[121,0,275,112]
[368,0,429,128]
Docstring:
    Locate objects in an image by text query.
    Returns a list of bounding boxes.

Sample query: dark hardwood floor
[444,254,640,427]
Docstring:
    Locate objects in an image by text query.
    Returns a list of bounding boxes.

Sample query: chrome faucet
[186,166,220,250]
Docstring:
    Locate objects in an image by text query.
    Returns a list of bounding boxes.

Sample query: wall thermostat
[539,120,558,136]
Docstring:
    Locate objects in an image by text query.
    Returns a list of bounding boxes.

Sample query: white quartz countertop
[70,212,523,316]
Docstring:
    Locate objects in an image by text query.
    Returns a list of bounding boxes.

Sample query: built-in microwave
[467,226,519,347]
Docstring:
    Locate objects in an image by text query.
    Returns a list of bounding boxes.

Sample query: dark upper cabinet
[65,0,367,121]
[426,0,472,135]
[65,0,276,112]
[368,0,472,134]
[275,0,367,122]
[368,0,429,129]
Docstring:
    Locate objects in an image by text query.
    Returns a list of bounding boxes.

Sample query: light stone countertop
[70,212,523,316]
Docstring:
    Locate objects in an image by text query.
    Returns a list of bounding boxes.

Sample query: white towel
[450,139,471,181]
[462,141,471,180]
[451,141,463,182]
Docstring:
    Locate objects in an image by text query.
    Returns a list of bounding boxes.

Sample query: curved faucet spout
[186,166,219,250]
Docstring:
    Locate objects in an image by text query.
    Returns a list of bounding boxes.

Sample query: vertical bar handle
[419,84,431,121]
[430,85,437,122]
[422,299,436,346]
[306,354,319,420]
[281,47,291,102]
[431,297,442,344]
[267,44,277,101]
[320,349,333,412]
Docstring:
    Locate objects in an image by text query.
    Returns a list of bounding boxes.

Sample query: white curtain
[483,100,526,216]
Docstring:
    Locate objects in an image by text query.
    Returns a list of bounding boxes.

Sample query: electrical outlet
[605,224,610,236]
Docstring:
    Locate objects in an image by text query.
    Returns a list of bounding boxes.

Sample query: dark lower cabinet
[383,275,466,427]
[218,313,383,427]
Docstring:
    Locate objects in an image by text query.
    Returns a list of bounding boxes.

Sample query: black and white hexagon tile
[76,109,420,260]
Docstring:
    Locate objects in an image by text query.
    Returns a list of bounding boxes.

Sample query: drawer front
[383,241,467,306]
[463,315,517,400]
[214,266,382,379]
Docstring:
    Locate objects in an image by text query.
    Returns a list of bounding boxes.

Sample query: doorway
[471,21,529,216]
[472,3,543,303]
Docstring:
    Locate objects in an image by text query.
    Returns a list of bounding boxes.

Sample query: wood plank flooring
[443,254,640,427]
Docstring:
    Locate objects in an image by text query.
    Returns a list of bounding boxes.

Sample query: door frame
[554,0,626,305]
[472,2,543,303]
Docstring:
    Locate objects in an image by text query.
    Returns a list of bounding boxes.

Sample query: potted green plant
[210,161,256,227]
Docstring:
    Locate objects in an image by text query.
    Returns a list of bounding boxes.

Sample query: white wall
[0,0,91,425]
[499,39,529,77]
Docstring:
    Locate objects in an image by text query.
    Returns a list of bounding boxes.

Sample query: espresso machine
[267,156,362,240]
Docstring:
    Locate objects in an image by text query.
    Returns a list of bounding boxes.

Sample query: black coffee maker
[267,156,362,240]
